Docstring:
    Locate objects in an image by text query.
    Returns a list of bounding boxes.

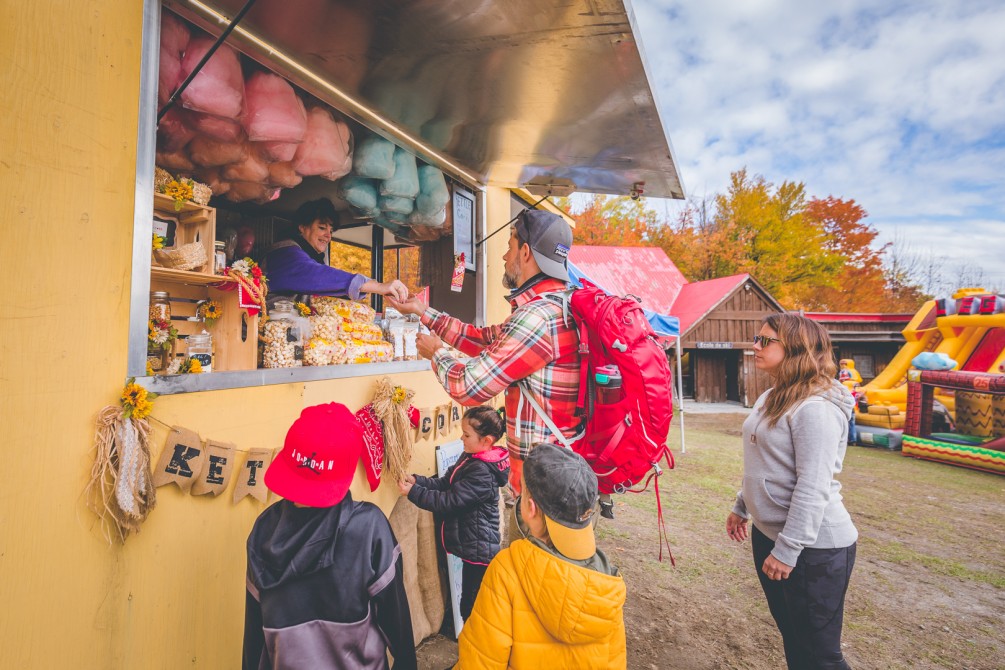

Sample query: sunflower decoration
[392,385,408,404]
[120,378,158,420]
[148,318,178,352]
[159,178,195,212]
[152,233,165,251]
[294,301,312,317]
[177,358,204,374]
[197,300,223,327]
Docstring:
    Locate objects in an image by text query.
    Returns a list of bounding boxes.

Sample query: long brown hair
[761,313,837,425]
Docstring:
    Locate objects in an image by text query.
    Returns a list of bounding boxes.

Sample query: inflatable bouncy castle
[855,289,1005,454]
[901,369,1005,475]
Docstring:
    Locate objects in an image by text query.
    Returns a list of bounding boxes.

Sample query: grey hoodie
[733,379,858,566]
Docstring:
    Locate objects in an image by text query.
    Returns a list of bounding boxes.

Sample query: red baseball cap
[264,403,364,507]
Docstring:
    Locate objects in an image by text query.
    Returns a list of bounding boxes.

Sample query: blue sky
[629,0,1005,290]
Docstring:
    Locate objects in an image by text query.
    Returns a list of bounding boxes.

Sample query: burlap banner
[152,426,208,493]
[434,404,450,440]
[233,448,275,504]
[450,402,462,429]
[416,407,435,442]
[191,440,236,497]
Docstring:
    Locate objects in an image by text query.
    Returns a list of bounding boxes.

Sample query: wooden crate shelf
[149,196,257,372]
[152,193,216,275]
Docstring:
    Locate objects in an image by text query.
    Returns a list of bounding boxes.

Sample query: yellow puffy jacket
[456,538,627,669]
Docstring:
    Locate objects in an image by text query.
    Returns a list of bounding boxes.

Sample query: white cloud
[632,0,1005,286]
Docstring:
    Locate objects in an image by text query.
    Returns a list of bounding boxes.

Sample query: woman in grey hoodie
[726,313,858,670]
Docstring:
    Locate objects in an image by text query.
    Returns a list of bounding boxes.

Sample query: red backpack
[523,279,676,558]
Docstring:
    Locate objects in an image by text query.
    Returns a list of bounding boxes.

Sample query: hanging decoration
[232,448,276,503]
[221,257,268,315]
[416,406,435,442]
[152,426,208,493]
[191,440,237,497]
[84,380,159,544]
[371,377,416,486]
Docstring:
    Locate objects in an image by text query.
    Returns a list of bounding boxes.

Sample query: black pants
[752,526,856,670]
[460,561,489,621]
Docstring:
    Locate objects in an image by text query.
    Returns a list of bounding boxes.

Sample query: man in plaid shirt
[388,210,583,495]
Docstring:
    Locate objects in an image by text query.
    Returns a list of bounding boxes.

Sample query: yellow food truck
[0,0,683,665]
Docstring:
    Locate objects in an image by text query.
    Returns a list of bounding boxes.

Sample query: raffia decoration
[371,377,415,485]
[153,241,208,271]
[84,406,157,544]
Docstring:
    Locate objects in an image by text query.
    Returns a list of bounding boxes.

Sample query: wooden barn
[672,275,785,406]
[804,312,911,382]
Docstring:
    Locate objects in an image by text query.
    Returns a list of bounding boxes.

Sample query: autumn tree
[646,195,746,281]
[559,194,656,246]
[791,197,891,311]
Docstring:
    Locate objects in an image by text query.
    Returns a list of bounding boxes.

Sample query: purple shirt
[265,240,370,300]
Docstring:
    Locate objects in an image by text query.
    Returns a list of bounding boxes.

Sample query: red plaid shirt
[422,277,582,462]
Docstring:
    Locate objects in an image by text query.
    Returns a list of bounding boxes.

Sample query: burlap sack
[388,497,447,645]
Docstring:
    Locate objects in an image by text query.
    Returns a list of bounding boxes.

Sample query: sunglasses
[753,334,783,347]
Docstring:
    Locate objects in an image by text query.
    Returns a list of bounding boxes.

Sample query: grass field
[418,413,1005,669]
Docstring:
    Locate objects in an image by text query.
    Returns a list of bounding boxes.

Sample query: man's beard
[502,268,519,290]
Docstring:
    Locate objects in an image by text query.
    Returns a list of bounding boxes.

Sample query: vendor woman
[265,198,408,303]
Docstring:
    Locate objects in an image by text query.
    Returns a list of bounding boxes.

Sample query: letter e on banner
[191,440,236,497]
[417,407,434,442]
[233,448,275,504]
[152,426,207,492]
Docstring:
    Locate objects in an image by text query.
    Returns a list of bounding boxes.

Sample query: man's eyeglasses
[753,335,783,347]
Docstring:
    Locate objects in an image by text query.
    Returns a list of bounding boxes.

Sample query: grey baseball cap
[514,210,572,283]
[523,443,598,560]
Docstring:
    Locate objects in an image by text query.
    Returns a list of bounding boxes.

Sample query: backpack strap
[534,289,591,412]
[518,382,584,450]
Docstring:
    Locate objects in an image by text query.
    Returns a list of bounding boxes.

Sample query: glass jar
[147,291,172,373]
[186,331,213,373]
[262,299,304,368]
[149,291,171,322]
[214,241,227,275]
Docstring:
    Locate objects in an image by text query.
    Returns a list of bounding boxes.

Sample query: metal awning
[164,0,684,199]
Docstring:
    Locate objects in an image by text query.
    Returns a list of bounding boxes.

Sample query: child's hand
[397,476,414,496]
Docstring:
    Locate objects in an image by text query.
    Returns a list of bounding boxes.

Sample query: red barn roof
[569,246,687,314]
[671,274,753,335]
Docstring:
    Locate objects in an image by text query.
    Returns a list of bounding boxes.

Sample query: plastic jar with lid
[186,331,213,372]
[214,241,227,275]
[262,299,304,368]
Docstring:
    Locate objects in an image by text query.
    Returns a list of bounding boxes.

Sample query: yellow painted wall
[0,2,503,667]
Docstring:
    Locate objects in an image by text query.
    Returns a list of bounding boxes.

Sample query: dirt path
[418,413,1005,669]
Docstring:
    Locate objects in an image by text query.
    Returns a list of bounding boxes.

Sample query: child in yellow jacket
[456,443,627,669]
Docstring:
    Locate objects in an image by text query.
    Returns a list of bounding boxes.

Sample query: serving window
[130,4,483,394]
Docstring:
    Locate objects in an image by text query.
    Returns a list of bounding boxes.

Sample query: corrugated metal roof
[671,274,750,335]
[568,246,687,314]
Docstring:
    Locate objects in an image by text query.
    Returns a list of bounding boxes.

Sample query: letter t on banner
[233,448,275,504]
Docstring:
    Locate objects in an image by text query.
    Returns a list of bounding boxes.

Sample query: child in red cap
[397,405,509,622]
[243,402,416,670]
